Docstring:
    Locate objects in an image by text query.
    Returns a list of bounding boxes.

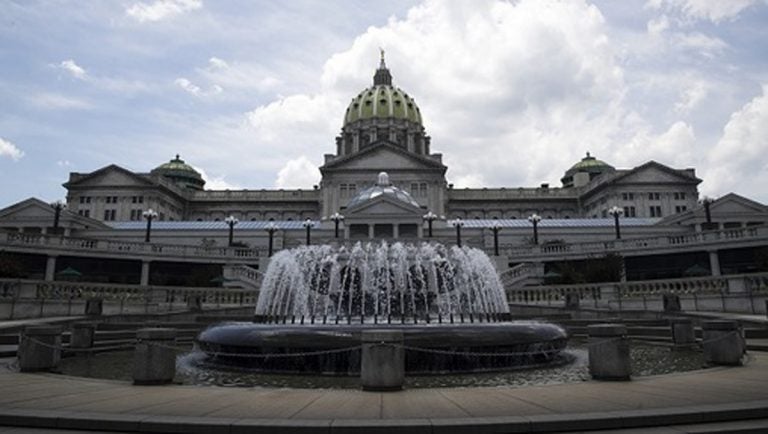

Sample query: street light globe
[423,211,438,221]
[142,209,158,219]
[50,200,67,209]
[303,218,315,228]
[265,222,278,232]
[528,213,541,223]
[608,206,623,217]
[330,212,345,222]
[451,217,464,227]
[225,215,239,225]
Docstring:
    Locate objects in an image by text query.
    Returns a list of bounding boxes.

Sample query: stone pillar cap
[361,329,404,342]
[702,320,739,331]
[24,326,62,336]
[137,328,177,340]
[587,323,626,337]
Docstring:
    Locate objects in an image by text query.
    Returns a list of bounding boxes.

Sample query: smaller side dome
[151,154,205,190]
[346,172,421,209]
[561,152,615,188]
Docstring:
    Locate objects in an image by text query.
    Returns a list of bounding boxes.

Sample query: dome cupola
[336,51,429,157]
[151,154,205,191]
[561,152,615,188]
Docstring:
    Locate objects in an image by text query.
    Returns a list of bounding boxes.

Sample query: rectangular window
[83,210,90,218]
[419,183,427,197]
[103,209,116,221]
[649,206,662,217]
[648,192,660,201]
[79,197,85,204]
[340,184,347,198]
[622,193,628,201]
[623,206,636,217]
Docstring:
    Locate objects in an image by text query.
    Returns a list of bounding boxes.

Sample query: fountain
[197,242,568,375]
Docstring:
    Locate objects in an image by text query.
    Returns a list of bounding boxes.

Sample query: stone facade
[57,60,704,228]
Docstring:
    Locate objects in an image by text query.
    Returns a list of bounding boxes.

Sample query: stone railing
[507,272,768,314]
[2,232,259,261]
[501,226,768,260]
[0,278,258,305]
[499,263,536,289]
[226,264,264,289]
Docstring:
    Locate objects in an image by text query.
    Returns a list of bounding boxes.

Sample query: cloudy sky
[1,0,767,206]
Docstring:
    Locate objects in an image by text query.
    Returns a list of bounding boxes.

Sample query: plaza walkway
[0,351,766,433]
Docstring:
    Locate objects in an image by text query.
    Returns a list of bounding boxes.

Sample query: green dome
[561,152,614,187]
[152,155,205,190]
[343,85,422,126]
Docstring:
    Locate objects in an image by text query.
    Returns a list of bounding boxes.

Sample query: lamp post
[329,212,344,239]
[608,206,623,240]
[491,220,502,256]
[50,200,66,233]
[700,197,715,230]
[265,222,278,257]
[225,215,239,246]
[528,213,542,245]
[423,211,438,238]
[451,217,464,247]
[303,218,315,246]
[142,209,158,243]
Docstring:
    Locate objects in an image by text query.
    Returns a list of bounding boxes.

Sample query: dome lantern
[151,154,205,191]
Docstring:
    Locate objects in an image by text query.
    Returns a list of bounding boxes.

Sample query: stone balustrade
[2,232,259,261]
[508,272,768,314]
[500,226,767,260]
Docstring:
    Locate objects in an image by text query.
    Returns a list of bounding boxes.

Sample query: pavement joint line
[434,389,475,418]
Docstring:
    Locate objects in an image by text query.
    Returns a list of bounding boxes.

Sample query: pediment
[321,144,445,172]
[710,193,768,215]
[615,165,696,185]
[0,198,54,220]
[346,195,423,217]
[66,165,154,189]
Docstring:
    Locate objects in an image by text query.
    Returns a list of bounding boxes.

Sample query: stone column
[361,330,405,391]
[140,261,151,286]
[133,328,177,385]
[70,322,97,349]
[587,324,631,381]
[44,256,57,282]
[709,251,721,276]
[393,224,399,239]
[368,224,375,239]
[670,318,695,347]
[702,320,744,366]
[18,326,62,372]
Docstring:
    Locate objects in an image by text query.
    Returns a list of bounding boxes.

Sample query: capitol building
[1,56,767,291]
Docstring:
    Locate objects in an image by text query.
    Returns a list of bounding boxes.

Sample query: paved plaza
[0,350,766,433]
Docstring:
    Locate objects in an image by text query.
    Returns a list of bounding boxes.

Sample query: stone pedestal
[85,298,103,316]
[702,320,744,366]
[587,324,631,381]
[133,328,177,385]
[670,318,695,347]
[18,326,62,372]
[70,322,97,349]
[564,293,580,310]
[186,295,202,312]
[662,293,681,312]
[361,330,404,391]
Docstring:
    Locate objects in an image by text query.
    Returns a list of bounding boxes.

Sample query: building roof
[346,172,421,209]
[343,55,422,127]
[151,155,205,190]
[108,220,317,230]
[460,218,661,228]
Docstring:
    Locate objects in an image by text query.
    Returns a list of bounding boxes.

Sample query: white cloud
[194,166,241,190]
[58,59,86,79]
[28,92,93,110]
[0,138,24,161]
[126,0,202,23]
[275,156,321,189]
[704,85,768,197]
[174,77,221,97]
[208,57,228,70]
[615,121,697,168]
[646,0,760,23]
[675,80,709,113]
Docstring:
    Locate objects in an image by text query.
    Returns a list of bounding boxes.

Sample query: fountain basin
[196,321,568,375]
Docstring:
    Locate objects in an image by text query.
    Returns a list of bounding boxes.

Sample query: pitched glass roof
[108,220,316,231]
[459,218,660,228]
